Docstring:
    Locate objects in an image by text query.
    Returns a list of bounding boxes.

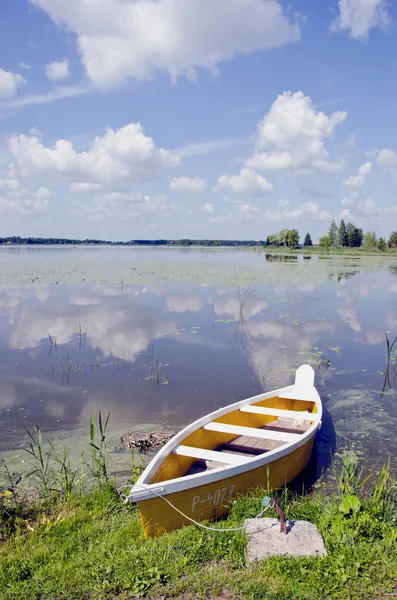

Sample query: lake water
[1,246,397,481]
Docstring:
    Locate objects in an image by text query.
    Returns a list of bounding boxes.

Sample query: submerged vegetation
[1,427,397,599]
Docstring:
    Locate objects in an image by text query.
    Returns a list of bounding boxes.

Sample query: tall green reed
[88,411,111,486]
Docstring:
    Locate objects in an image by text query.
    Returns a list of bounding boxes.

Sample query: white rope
[118,483,275,533]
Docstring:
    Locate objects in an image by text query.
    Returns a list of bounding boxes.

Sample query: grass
[1,451,397,599]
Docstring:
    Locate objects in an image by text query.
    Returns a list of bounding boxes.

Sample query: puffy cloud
[246,91,347,173]
[8,123,181,187]
[0,186,51,216]
[341,162,397,220]
[332,0,390,40]
[214,168,273,196]
[0,178,20,191]
[377,149,397,168]
[31,0,299,89]
[45,58,71,81]
[170,176,207,194]
[236,202,259,220]
[203,203,214,214]
[0,67,27,98]
[88,193,168,221]
[265,200,332,222]
[345,161,372,195]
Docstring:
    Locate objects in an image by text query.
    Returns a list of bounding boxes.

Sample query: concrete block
[244,518,327,563]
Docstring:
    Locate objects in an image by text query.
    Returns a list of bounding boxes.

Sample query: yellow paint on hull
[138,437,314,538]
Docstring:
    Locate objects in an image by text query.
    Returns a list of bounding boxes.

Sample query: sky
[1,0,397,242]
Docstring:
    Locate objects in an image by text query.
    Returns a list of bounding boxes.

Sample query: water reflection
[0,252,397,471]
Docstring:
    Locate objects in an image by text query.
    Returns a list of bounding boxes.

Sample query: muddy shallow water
[0,246,397,482]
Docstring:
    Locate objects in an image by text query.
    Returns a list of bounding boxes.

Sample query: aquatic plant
[49,443,85,499]
[88,411,111,486]
[0,455,20,507]
[381,332,397,395]
[130,452,145,484]
[229,279,256,350]
[145,347,169,385]
[333,449,372,495]
[24,425,54,499]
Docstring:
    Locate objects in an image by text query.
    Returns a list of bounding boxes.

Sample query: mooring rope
[118,483,275,533]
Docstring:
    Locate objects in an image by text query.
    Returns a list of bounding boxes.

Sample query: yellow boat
[126,364,322,538]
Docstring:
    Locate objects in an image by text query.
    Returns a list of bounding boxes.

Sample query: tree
[319,235,331,248]
[364,231,377,248]
[278,229,290,246]
[346,222,363,247]
[303,232,313,247]
[267,233,280,247]
[388,231,397,248]
[287,229,299,248]
[328,220,338,247]
[338,219,348,247]
[378,237,387,251]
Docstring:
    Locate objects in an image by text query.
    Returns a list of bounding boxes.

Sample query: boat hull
[138,436,314,538]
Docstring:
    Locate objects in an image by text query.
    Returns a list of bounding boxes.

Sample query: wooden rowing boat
[126,364,322,538]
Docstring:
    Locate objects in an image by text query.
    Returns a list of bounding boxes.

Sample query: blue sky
[1,0,397,242]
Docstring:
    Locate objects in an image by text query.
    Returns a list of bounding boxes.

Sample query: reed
[49,443,85,499]
[88,411,111,486]
[230,279,255,350]
[382,332,397,394]
[24,425,54,499]
[145,347,169,385]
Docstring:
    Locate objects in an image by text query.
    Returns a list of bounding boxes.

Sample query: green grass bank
[1,455,397,600]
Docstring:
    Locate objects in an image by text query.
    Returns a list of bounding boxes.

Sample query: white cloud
[8,123,181,188]
[332,0,390,40]
[2,84,91,109]
[18,62,32,70]
[170,176,207,194]
[0,68,27,99]
[341,161,397,220]
[88,193,168,221]
[246,91,347,173]
[45,58,71,81]
[341,162,372,208]
[265,201,332,222]
[0,178,20,191]
[203,203,214,214]
[377,149,397,168]
[31,0,299,89]
[70,182,103,193]
[345,161,372,195]
[214,168,273,197]
[0,186,51,216]
[177,137,249,158]
[236,203,259,220]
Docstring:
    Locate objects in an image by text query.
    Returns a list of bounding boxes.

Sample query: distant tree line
[318,220,397,251]
[0,237,263,247]
[1,230,397,250]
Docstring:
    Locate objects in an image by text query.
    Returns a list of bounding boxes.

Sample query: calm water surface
[1,246,397,478]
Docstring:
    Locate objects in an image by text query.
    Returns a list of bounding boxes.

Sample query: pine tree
[303,232,313,246]
[338,219,348,247]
